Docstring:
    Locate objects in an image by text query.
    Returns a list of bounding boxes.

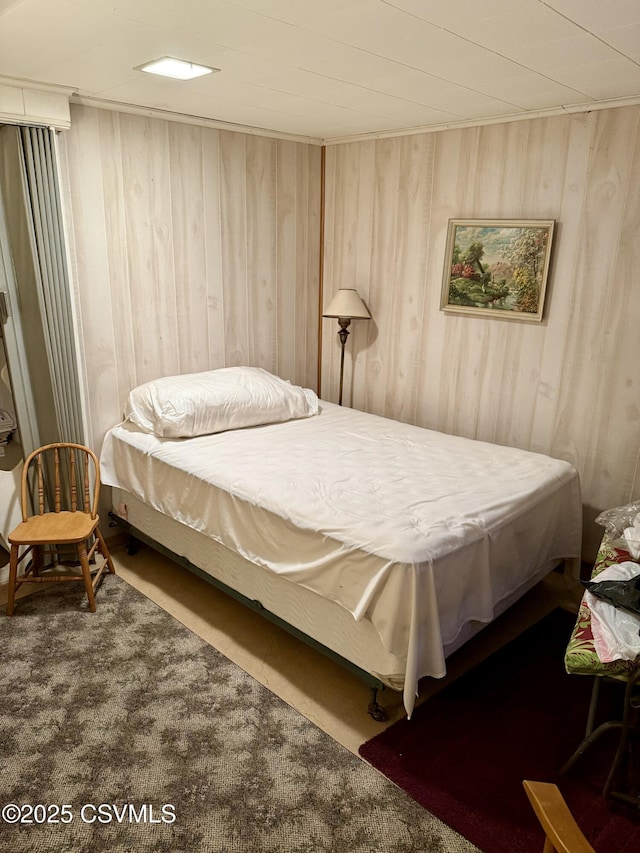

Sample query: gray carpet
[0,575,479,852]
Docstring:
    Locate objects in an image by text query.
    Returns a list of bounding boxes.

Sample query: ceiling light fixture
[136,57,219,80]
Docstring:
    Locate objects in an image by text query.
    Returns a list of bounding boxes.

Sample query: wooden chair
[523,780,596,853]
[6,442,115,615]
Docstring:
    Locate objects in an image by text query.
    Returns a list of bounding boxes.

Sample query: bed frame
[106,487,563,721]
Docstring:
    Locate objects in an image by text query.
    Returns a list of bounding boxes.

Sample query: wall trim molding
[2,74,639,146]
[70,95,324,146]
[323,94,640,145]
[316,145,326,396]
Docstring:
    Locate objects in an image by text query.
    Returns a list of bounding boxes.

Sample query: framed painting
[440,219,555,322]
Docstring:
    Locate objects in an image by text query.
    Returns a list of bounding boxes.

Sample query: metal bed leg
[368,686,387,722]
[108,510,139,555]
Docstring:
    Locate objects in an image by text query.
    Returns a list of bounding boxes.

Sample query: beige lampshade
[323,288,371,320]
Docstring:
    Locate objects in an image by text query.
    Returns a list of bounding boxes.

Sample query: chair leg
[78,542,97,613]
[6,544,19,616]
[559,677,625,778]
[584,676,601,737]
[603,670,640,799]
[94,527,116,575]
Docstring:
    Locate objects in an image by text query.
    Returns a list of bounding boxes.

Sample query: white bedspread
[100,402,582,715]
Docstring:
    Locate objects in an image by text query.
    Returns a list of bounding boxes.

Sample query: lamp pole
[337,318,351,406]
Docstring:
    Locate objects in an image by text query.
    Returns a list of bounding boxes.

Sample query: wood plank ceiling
[0,0,639,141]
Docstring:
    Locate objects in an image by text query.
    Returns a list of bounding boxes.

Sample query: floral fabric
[565,535,640,677]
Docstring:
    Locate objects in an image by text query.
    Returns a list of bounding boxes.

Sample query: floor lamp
[323,288,371,406]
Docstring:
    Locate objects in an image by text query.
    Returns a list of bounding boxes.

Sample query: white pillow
[124,366,319,438]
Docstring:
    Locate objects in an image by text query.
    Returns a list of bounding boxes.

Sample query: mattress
[101,401,582,715]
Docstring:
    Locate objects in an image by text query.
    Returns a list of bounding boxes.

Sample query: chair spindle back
[22,443,101,523]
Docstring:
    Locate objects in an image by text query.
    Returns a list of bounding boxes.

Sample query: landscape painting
[440,219,555,322]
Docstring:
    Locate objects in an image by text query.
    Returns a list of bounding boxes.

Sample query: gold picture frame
[440,219,555,322]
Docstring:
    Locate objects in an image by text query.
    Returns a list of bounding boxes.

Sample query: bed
[100,366,582,718]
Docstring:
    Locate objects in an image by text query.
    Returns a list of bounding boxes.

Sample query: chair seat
[8,511,99,546]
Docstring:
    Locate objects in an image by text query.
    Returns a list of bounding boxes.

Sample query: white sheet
[100,402,582,715]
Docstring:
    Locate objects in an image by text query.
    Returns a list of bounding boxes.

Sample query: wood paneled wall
[58,105,321,451]
[58,102,639,557]
[322,106,640,557]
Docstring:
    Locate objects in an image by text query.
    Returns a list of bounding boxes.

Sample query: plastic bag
[584,577,640,616]
[585,562,640,663]
[595,501,640,558]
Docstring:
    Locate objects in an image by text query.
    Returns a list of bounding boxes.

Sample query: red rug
[359,609,640,853]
